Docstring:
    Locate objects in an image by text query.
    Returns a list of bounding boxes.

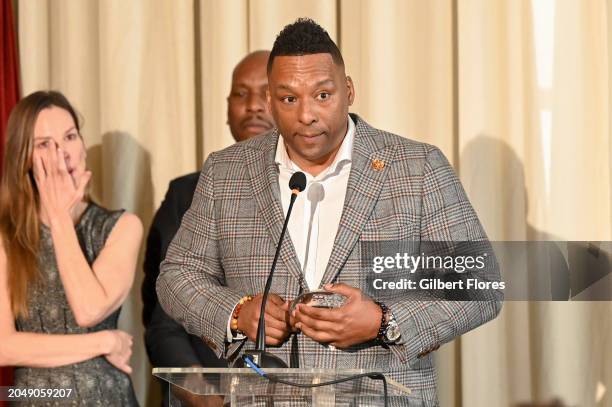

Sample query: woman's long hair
[0,91,82,319]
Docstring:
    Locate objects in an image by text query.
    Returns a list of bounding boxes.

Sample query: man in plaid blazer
[158,18,501,406]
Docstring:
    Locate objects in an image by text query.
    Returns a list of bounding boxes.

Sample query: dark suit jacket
[142,172,226,404]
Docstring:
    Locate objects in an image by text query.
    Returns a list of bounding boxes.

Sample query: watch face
[386,323,401,342]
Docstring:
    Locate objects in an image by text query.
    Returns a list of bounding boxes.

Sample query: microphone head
[289,171,307,193]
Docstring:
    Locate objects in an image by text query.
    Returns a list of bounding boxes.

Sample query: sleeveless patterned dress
[13,203,139,406]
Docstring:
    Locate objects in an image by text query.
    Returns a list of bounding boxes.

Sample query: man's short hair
[268,18,344,73]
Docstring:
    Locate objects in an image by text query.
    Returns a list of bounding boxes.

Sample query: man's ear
[346,76,355,106]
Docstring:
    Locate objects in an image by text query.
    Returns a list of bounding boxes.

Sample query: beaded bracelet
[231,295,253,332]
[373,300,388,343]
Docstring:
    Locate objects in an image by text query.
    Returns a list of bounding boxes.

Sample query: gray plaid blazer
[157,114,502,406]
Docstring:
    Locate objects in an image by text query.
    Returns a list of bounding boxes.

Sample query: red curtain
[1,0,20,400]
[1,0,19,169]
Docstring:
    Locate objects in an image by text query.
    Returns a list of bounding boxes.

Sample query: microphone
[233,171,307,368]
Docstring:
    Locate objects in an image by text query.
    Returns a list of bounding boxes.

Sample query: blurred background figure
[0,91,143,405]
[141,50,273,406]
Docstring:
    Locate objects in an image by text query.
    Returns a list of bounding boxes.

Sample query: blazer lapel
[320,116,397,286]
[243,130,307,290]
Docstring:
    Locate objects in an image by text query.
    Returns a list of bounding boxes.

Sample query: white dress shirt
[276,116,355,290]
[227,116,355,340]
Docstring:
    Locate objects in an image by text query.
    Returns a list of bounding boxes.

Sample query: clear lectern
[153,367,412,406]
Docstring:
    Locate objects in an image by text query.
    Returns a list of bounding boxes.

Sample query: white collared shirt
[275,116,355,290]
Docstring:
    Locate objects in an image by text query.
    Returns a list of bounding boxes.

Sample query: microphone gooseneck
[256,171,307,353]
[234,171,306,368]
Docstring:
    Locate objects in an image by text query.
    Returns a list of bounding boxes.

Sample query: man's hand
[237,293,291,346]
[291,283,382,349]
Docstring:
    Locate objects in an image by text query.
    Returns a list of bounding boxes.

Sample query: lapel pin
[371,159,385,171]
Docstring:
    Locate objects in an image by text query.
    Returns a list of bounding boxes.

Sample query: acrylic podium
[153,367,412,406]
